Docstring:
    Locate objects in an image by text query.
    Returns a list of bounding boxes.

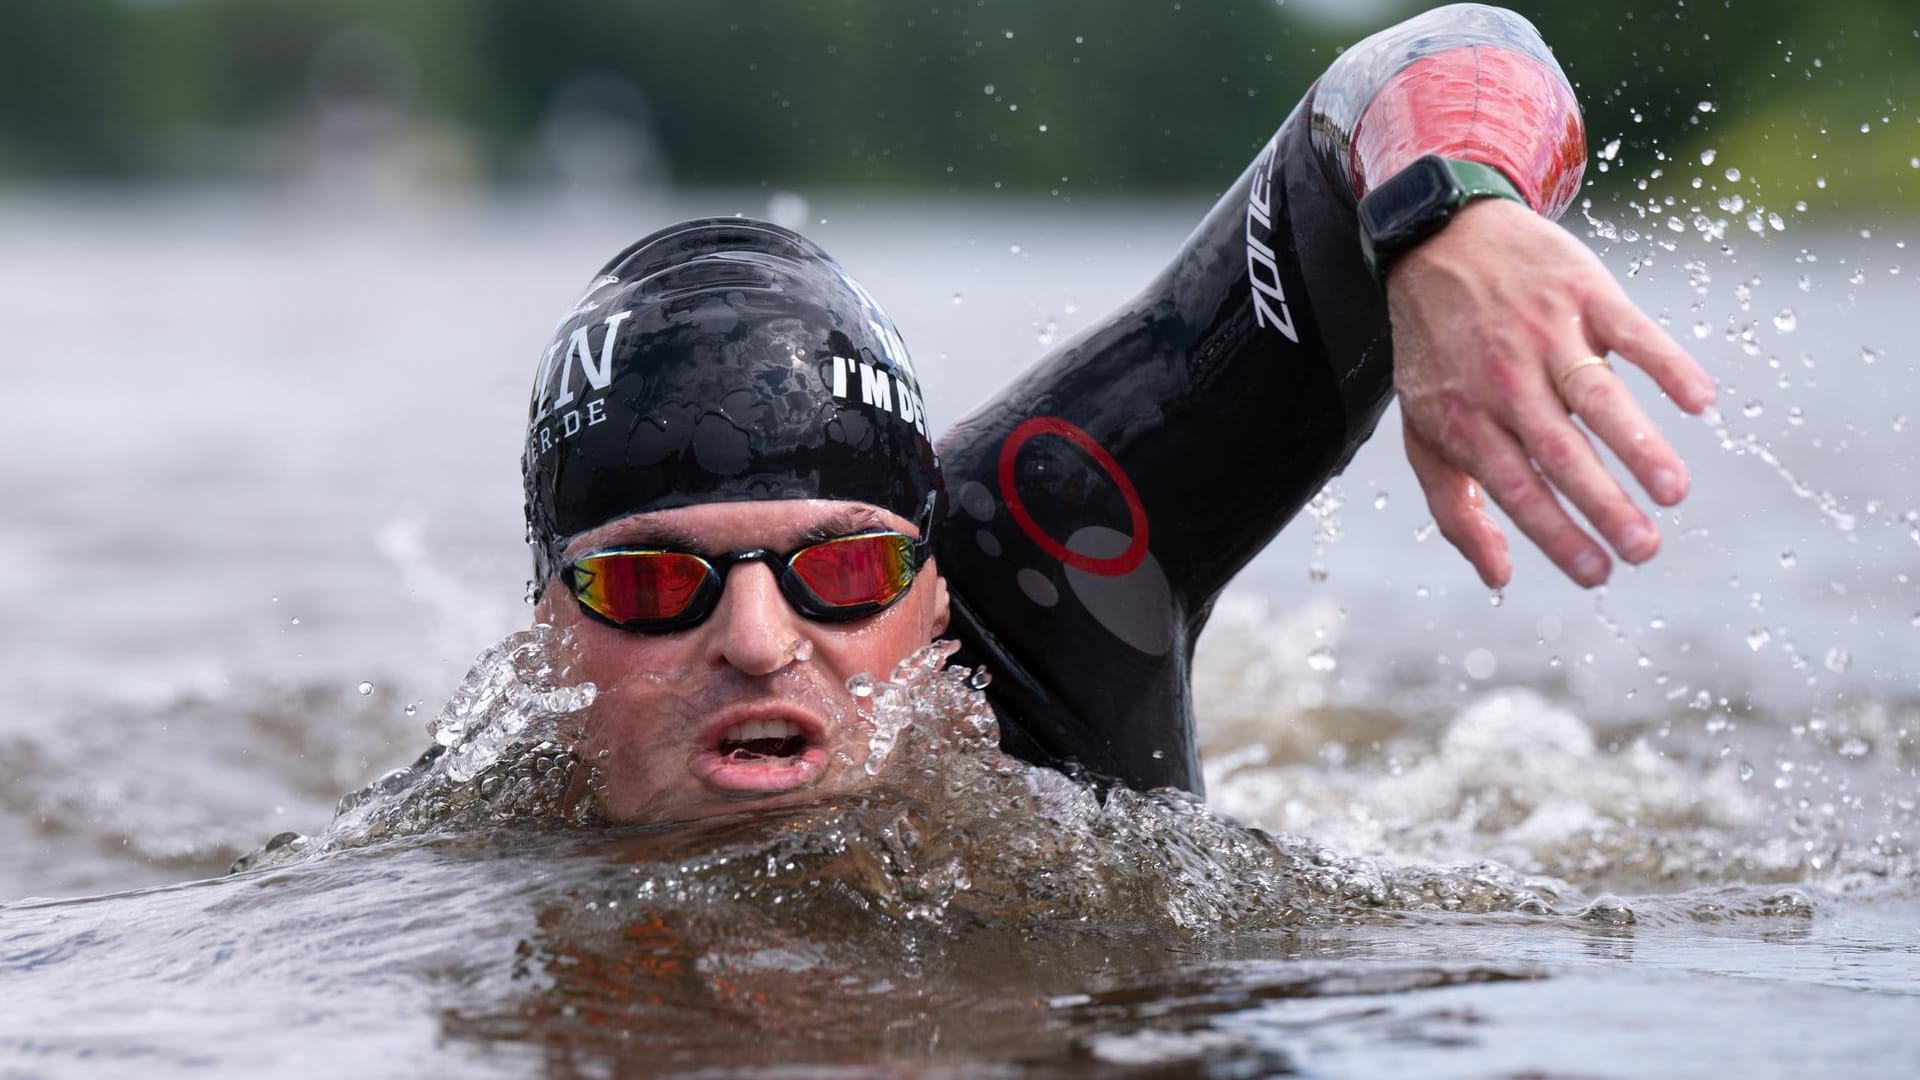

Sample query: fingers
[1405,418,1511,588]
[1442,412,1618,587]
[1513,395,1661,565]
[1556,358,1691,506]
[1586,289,1717,413]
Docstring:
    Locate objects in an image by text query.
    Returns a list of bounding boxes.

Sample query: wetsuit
[935,3,1586,794]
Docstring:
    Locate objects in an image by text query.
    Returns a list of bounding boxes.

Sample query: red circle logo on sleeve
[996,417,1150,577]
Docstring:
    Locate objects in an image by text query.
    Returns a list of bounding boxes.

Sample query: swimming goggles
[563,529,930,633]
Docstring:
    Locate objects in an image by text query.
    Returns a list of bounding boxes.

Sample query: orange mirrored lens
[789,533,914,607]
[573,550,711,623]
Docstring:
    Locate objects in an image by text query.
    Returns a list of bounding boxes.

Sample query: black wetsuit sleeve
[932,4,1584,794]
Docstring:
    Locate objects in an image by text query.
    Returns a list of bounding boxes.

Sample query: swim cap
[522,218,941,586]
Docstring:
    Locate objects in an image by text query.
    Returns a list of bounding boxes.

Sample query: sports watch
[1357,154,1527,283]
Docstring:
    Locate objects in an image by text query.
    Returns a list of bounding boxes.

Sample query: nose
[702,562,808,676]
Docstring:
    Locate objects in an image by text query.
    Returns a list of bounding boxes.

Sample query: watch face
[1359,155,1463,253]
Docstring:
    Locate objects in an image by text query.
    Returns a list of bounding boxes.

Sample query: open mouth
[716,718,810,762]
[695,709,830,795]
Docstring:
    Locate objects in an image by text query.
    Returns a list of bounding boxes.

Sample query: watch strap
[1360,156,1527,285]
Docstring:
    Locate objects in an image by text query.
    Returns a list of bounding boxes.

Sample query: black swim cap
[522,218,941,586]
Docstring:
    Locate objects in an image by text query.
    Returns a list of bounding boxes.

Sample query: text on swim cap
[828,355,930,438]
[527,310,631,453]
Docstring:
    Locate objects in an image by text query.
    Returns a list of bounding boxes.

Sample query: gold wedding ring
[1556,355,1613,394]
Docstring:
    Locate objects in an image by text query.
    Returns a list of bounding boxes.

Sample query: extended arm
[935,5,1706,794]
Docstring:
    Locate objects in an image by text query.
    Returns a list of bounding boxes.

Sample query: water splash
[231,625,598,873]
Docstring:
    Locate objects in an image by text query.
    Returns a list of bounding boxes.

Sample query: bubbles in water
[1778,550,1797,568]
[1305,646,1337,673]
[1861,346,1880,365]
[1823,647,1851,673]
[1742,401,1764,418]
[1373,490,1389,510]
[950,292,964,305]
[290,617,302,626]
[1599,138,1621,161]
[357,681,374,696]
[1008,243,1022,255]
[1700,147,1718,165]
[1745,628,1773,651]
[1725,166,1742,182]
[1773,309,1797,333]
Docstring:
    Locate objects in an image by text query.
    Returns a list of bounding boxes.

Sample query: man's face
[535,498,950,824]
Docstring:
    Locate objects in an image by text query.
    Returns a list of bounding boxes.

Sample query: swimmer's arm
[1322,4,1718,588]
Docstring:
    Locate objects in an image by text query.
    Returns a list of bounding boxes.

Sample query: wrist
[1359,155,1529,285]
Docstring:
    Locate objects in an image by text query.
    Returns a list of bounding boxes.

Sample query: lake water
[1,189,1915,1077]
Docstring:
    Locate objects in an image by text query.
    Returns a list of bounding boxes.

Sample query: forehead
[564,499,912,557]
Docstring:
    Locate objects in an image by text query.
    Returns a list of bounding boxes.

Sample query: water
[1,191,1916,1076]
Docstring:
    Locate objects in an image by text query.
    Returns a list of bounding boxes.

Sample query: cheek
[814,587,941,680]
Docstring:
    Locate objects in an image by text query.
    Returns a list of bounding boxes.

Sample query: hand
[1387,198,1718,589]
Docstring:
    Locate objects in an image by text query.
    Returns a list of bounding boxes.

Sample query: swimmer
[522,3,1716,820]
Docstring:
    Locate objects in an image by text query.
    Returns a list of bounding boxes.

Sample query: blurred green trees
[1,0,1915,209]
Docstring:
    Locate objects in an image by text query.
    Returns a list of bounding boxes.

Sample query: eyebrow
[579,520,705,552]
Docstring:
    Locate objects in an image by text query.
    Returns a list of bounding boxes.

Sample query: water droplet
[1861,345,1880,364]
[1745,627,1772,651]
[982,83,995,95]
[1373,491,1389,510]
[1725,166,1742,182]
[403,703,418,717]
[1464,648,1496,679]
[1742,400,1764,418]
[1738,761,1756,781]
[1599,138,1622,161]
[1698,101,1716,114]
[1008,243,1022,255]
[1773,308,1797,332]
[1700,147,1718,165]
[1778,550,1797,568]
[1823,647,1851,673]
[1787,407,1805,426]
[290,616,302,626]
[1769,212,1786,231]
[1305,646,1337,672]
[357,681,374,696]
[1488,588,1504,608]
[950,292,964,305]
